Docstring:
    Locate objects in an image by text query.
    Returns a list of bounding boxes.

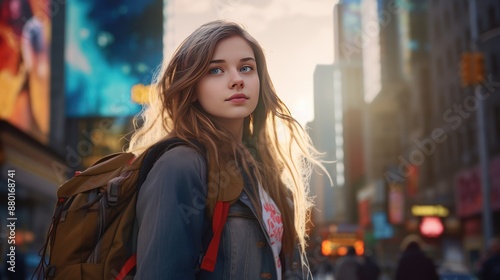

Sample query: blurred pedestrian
[314,258,334,280]
[360,249,380,280]
[394,240,439,280]
[478,238,500,280]
[335,246,363,280]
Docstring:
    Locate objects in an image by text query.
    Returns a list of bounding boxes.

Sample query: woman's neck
[213,119,244,142]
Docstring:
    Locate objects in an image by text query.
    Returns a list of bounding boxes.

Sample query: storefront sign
[411,205,449,217]
[455,156,500,217]
[388,183,405,224]
[372,212,394,239]
[357,184,375,227]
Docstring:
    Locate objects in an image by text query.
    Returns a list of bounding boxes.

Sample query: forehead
[212,36,255,59]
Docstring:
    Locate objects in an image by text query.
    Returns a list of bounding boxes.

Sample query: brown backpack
[34,138,219,279]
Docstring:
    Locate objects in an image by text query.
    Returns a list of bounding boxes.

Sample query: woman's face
[196,36,260,132]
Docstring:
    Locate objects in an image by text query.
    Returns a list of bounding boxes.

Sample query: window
[456,126,463,163]
[488,4,496,29]
[478,14,484,34]
[494,103,500,150]
[437,57,444,81]
[450,131,457,171]
[447,47,453,69]
[455,37,462,54]
[445,10,451,33]
[465,28,471,49]
[468,121,476,154]
[439,134,448,174]
[434,19,441,42]
[438,86,445,112]
[453,0,460,18]
[491,53,499,76]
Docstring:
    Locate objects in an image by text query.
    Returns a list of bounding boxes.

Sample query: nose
[229,71,244,89]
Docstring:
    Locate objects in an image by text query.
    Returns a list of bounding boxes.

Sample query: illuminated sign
[65,0,163,117]
[321,239,364,257]
[372,212,394,239]
[321,233,364,256]
[0,0,52,143]
[419,217,444,237]
[411,205,449,217]
[321,240,333,256]
[388,183,404,224]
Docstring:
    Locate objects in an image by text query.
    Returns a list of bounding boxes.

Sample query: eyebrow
[209,57,256,64]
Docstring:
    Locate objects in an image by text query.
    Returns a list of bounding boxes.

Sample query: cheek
[249,76,260,92]
[195,80,209,101]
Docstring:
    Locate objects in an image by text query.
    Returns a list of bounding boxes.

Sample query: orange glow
[321,240,333,256]
[13,230,35,246]
[337,246,347,256]
[354,240,364,255]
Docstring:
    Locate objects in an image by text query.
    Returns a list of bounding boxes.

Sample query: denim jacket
[135,145,309,279]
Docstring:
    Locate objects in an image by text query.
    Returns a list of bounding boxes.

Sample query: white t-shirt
[259,184,283,280]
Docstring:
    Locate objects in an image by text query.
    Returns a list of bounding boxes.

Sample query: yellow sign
[131,83,153,104]
[411,205,449,217]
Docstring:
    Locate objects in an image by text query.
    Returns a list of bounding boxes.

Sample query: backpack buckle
[107,178,120,206]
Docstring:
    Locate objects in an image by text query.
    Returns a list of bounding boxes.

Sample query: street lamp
[468,0,493,253]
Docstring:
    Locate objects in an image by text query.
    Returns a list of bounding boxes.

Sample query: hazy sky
[165,0,336,125]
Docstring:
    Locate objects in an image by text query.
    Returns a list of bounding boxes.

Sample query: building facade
[427,0,500,270]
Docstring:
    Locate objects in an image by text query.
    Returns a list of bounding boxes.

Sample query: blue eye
[209,68,223,74]
[240,66,253,72]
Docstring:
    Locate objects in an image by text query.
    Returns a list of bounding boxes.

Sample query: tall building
[308,0,365,225]
[308,64,345,226]
[333,0,366,225]
[307,2,366,261]
[357,0,414,261]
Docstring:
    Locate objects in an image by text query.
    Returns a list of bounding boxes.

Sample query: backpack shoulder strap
[135,137,227,273]
[117,138,206,279]
[137,137,205,188]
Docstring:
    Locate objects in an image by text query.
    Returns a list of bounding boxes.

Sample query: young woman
[129,20,323,279]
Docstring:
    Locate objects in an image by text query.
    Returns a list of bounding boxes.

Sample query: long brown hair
[128,20,325,260]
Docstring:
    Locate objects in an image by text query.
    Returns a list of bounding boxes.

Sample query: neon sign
[420,217,444,237]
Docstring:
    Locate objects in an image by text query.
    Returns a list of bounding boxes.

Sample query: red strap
[115,254,136,280]
[200,201,230,272]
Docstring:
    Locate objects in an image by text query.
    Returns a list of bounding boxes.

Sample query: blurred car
[439,271,477,280]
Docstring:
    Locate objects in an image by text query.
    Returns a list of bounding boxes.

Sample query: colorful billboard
[337,0,362,62]
[0,0,51,143]
[455,155,500,217]
[65,0,163,117]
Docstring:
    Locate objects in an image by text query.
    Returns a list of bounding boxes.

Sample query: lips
[225,93,248,101]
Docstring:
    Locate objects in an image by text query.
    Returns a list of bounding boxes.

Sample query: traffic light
[460,52,473,87]
[473,52,485,83]
[460,52,486,87]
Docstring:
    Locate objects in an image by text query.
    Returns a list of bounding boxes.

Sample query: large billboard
[337,0,362,62]
[65,0,163,117]
[0,0,51,143]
